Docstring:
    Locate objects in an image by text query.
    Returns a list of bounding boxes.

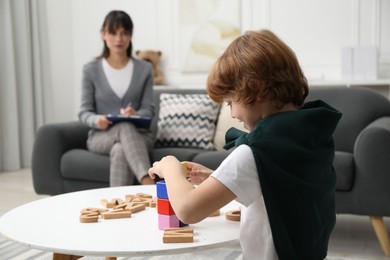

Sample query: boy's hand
[185,162,213,185]
[140,175,155,185]
[148,156,181,180]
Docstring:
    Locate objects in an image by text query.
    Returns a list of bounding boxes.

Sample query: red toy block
[157,198,175,215]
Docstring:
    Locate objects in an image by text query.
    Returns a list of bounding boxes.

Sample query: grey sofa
[32,88,216,195]
[32,86,390,255]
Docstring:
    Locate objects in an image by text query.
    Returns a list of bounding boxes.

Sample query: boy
[148,29,341,259]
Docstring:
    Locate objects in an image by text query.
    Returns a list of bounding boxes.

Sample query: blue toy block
[156,180,168,199]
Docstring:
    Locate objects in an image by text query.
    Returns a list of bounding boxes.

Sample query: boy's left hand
[148,156,181,180]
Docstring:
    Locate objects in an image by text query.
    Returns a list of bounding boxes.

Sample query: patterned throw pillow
[155,94,220,150]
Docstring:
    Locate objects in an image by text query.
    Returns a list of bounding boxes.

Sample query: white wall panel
[37,0,390,118]
[380,0,390,62]
[267,0,356,80]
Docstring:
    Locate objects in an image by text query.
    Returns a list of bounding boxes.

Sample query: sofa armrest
[353,116,390,216]
[32,121,90,195]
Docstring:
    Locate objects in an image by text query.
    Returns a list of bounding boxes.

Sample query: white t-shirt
[102,58,134,99]
[211,145,278,260]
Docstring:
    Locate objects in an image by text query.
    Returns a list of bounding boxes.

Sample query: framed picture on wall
[178,0,241,73]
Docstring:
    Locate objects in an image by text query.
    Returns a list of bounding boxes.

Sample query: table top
[0,185,241,257]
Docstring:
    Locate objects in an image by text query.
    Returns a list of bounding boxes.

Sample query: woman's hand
[148,156,182,180]
[120,105,136,116]
[185,161,213,185]
[97,115,112,129]
[140,175,155,185]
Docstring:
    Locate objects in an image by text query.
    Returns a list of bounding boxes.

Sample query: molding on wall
[374,0,381,47]
[353,0,360,46]
[377,0,390,64]
[262,0,271,28]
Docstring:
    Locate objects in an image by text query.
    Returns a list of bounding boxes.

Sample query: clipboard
[106,115,152,129]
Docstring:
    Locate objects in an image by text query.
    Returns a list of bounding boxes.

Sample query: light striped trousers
[87,122,154,186]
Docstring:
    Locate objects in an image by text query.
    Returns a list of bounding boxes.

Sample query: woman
[79,10,155,186]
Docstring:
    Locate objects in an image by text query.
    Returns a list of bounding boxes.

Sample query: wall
[44,0,75,122]
[44,0,390,121]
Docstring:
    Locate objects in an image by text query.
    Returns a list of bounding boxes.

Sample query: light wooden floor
[0,168,389,259]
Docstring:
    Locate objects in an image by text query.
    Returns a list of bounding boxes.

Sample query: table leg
[52,253,82,260]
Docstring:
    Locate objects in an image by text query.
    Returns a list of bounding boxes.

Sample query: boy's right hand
[184,162,213,185]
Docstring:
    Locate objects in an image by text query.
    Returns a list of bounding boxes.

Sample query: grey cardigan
[78,58,154,130]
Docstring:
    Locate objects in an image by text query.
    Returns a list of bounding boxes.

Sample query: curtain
[0,0,52,172]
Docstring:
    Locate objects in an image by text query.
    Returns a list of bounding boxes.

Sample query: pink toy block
[158,214,180,230]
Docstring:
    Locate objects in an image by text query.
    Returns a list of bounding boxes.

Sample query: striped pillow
[155,94,220,150]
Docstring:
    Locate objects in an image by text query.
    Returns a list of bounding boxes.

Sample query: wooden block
[163,227,194,243]
[125,203,146,213]
[80,211,99,223]
[100,199,115,208]
[114,203,128,210]
[125,194,135,202]
[149,198,157,208]
[158,214,180,230]
[135,192,153,199]
[225,210,240,221]
[156,180,168,199]
[157,198,175,215]
[101,198,124,208]
[131,198,150,207]
[163,233,193,243]
[80,207,107,215]
[102,209,131,219]
[164,227,193,234]
[113,198,124,205]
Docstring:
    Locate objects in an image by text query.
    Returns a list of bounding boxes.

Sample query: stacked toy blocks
[156,180,188,230]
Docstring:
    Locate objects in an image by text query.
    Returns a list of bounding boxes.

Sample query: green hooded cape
[224,100,342,260]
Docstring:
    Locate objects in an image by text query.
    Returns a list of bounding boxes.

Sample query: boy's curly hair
[207,29,308,107]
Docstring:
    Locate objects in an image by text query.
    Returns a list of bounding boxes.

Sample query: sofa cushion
[150,147,207,163]
[334,151,354,191]
[192,150,232,170]
[61,149,109,183]
[307,87,390,153]
[155,94,220,150]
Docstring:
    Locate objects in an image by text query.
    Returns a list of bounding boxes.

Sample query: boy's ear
[255,80,266,102]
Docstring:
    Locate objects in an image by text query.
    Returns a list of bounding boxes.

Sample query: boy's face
[226,99,263,132]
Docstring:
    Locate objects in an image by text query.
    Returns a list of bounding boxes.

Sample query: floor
[0,168,389,260]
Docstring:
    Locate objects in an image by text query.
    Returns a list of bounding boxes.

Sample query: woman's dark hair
[97,10,134,59]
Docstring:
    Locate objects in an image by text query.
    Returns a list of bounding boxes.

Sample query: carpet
[0,235,366,260]
[0,234,242,260]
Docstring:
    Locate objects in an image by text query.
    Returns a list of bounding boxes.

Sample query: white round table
[0,185,240,258]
